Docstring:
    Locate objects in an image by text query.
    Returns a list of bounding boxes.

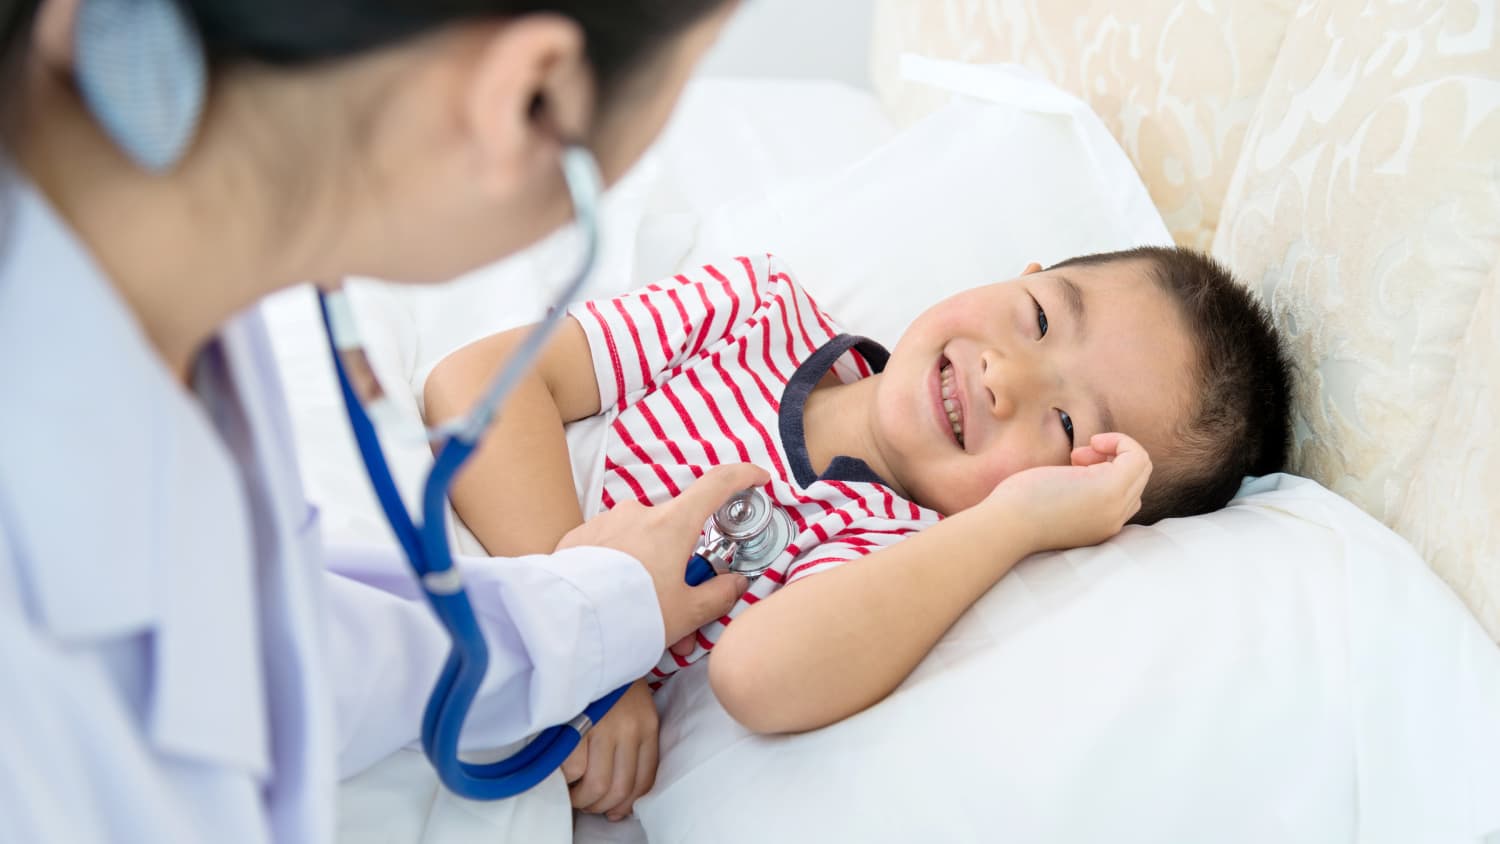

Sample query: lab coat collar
[0,181,270,778]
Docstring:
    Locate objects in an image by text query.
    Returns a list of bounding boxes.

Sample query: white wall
[696,0,874,89]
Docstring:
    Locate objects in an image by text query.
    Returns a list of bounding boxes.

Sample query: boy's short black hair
[1050,246,1293,524]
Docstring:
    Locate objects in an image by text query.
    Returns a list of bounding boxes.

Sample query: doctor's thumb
[700,570,751,612]
[670,572,749,642]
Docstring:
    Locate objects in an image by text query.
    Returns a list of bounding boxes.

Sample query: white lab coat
[0,180,665,840]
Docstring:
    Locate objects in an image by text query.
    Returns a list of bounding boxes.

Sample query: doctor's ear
[463,15,593,196]
[33,0,80,68]
[1020,262,1043,275]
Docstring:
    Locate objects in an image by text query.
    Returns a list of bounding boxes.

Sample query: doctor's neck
[16,49,456,382]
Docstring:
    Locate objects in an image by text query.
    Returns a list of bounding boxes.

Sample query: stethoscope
[317,145,791,801]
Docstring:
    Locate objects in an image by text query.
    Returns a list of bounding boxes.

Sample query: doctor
[0,0,755,839]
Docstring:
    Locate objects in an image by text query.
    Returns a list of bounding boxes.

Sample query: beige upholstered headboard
[870,0,1299,251]
[869,0,1500,642]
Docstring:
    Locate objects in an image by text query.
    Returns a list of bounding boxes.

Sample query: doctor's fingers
[660,463,772,530]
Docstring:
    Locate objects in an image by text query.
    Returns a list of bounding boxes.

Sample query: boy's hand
[556,463,768,646]
[562,679,659,821]
[987,432,1152,553]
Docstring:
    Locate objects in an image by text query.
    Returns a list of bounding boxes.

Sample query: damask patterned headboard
[869,0,1500,642]
[869,0,1297,251]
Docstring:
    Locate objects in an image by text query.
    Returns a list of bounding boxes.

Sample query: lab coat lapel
[149,360,270,779]
[215,307,337,839]
[0,182,271,778]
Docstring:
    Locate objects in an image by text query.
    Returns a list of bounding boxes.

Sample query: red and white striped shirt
[569,254,941,682]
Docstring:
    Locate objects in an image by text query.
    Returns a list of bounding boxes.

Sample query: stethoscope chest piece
[699,488,794,578]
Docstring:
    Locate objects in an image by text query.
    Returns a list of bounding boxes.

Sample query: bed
[263,5,1500,841]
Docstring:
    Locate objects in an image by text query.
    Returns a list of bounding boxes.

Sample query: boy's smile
[805,260,1198,516]
[933,354,967,448]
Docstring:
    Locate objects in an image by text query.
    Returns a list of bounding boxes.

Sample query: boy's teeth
[939,360,964,446]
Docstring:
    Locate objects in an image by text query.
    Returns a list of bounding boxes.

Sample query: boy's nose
[980,348,1047,420]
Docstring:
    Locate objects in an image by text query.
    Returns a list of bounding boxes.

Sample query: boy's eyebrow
[1056,274,1087,337]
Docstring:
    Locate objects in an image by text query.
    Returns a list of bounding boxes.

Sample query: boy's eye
[1033,297,1049,338]
[1058,409,1074,446]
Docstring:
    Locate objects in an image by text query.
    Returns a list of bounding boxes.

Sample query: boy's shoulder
[662,253,822,312]
[569,253,852,413]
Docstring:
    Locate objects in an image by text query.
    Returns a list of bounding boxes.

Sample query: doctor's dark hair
[1048,246,1294,526]
[0,1,41,140]
[0,0,733,136]
[182,0,733,107]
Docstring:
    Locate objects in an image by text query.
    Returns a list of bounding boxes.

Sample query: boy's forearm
[707,504,1036,734]
[446,376,584,555]
[424,333,587,556]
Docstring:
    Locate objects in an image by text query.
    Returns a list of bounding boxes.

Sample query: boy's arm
[708,433,1152,734]
[423,317,601,556]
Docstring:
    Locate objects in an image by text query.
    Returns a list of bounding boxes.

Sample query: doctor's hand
[562,678,660,821]
[556,462,769,646]
[986,432,1153,553]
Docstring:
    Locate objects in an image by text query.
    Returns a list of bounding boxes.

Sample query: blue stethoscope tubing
[315,145,704,800]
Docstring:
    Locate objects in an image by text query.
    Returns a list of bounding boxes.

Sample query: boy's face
[871,260,1196,515]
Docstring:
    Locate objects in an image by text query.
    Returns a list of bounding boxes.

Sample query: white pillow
[637,475,1500,843]
[680,61,1173,346]
[629,78,896,287]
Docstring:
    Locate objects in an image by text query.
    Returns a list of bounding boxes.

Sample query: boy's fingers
[572,738,616,809]
[1091,431,1150,456]
[591,742,637,816]
[1114,458,1150,504]
[1089,431,1125,453]
[1123,450,1153,483]
[1127,460,1152,501]
[1071,446,1109,467]
[632,736,659,808]
[609,743,656,820]
[1099,434,1149,473]
[561,738,588,783]
[669,633,697,657]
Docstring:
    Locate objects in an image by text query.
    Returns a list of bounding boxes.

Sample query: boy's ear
[1020,262,1043,275]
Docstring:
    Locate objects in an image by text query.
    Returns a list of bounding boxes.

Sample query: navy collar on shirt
[778,333,894,489]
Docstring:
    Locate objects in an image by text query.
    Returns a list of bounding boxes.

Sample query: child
[423,247,1292,819]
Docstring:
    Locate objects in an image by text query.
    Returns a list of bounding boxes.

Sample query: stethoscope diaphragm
[700,488,794,578]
